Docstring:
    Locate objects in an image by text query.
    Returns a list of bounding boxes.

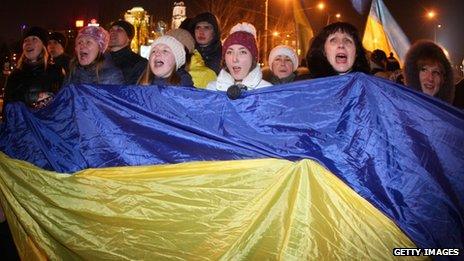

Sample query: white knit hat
[150,35,186,70]
[268,45,299,72]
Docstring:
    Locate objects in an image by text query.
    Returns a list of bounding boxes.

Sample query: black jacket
[189,12,222,75]
[52,53,71,75]
[150,66,194,87]
[110,46,148,85]
[4,62,64,108]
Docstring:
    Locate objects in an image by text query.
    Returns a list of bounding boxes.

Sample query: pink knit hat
[76,26,110,53]
[222,23,258,62]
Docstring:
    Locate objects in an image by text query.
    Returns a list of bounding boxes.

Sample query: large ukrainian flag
[0,73,463,259]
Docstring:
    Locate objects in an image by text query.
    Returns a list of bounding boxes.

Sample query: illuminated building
[124,7,151,54]
[171,2,186,29]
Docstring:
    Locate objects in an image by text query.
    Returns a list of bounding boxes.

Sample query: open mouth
[232,66,242,74]
[79,51,89,60]
[335,53,348,63]
[423,84,435,90]
[153,60,165,67]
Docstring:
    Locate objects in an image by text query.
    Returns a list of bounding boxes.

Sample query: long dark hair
[404,40,454,103]
[306,22,370,79]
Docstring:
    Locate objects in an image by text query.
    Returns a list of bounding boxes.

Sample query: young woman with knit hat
[65,26,124,85]
[3,26,64,111]
[206,22,272,92]
[138,35,193,86]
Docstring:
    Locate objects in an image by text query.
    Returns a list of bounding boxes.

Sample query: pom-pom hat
[222,22,258,61]
[76,26,110,53]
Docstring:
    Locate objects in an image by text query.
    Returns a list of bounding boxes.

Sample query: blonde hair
[17,45,49,70]
[68,52,105,84]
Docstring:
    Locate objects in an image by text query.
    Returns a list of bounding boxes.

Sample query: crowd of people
[1,11,464,258]
[2,12,464,116]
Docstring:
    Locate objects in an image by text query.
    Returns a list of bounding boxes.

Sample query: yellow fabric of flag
[0,152,419,260]
[292,0,314,59]
[363,15,399,61]
[362,0,410,64]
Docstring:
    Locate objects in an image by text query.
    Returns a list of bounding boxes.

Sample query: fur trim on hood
[404,40,454,103]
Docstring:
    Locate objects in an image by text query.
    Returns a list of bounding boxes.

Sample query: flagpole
[264,0,269,66]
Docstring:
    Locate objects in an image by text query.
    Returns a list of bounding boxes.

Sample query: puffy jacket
[188,50,217,88]
[4,62,64,107]
[64,54,124,85]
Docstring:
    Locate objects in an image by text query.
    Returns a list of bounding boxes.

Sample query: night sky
[1,0,463,65]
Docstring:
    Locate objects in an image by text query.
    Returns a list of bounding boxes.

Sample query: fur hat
[166,29,195,54]
[48,32,67,48]
[23,26,48,45]
[150,35,186,70]
[268,45,298,72]
[222,22,258,61]
[111,20,135,40]
[76,26,110,53]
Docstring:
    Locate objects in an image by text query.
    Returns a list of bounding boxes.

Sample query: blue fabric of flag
[0,73,463,251]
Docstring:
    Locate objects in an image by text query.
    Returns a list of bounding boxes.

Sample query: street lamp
[426,10,438,42]
[327,13,342,25]
[427,11,436,19]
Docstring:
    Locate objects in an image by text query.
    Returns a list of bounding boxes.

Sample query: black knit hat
[111,20,135,40]
[48,32,67,48]
[23,26,48,45]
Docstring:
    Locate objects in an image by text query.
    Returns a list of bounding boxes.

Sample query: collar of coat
[215,64,265,91]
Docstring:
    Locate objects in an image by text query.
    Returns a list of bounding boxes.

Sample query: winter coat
[110,46,148,85]
[262,66,310,85]
[51,53,71,75]
[64,54,124,86]
[206,65,272,91]
[453,79,464,109]
[150,67,194,87]
[188,50,217,88]
[4,61,64,108]
[197,41,222,75]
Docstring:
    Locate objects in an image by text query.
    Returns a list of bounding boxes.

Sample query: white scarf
[214,65,270,91]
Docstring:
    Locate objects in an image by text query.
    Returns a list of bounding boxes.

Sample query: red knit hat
[222,23,258,62]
